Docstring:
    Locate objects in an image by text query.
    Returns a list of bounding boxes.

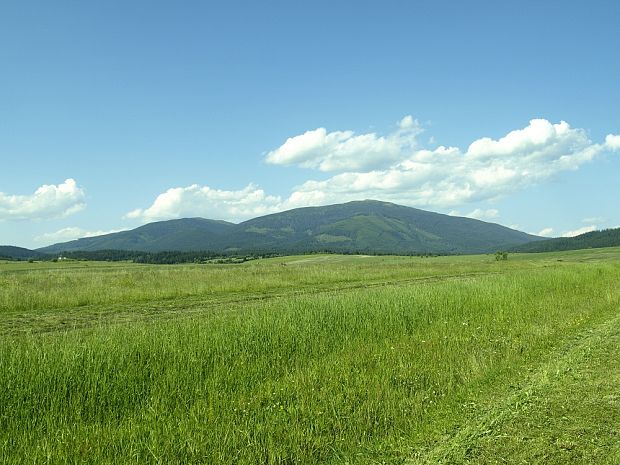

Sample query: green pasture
[1,248,619,463]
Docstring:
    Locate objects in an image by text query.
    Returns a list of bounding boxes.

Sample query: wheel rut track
[2,270,506,336]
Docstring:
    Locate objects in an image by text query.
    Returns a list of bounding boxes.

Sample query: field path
[410,310,620,464]
[1,269,505,335]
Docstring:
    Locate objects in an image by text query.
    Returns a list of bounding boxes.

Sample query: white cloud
[282,119,619,209]
[0,179,86,220]
[448,208,499,220]
[265,115,422,172]
[465,208,499,220]
[605,134,620,150]
[35,227,128,244]
[128,118,620,223]
[562,225,597,237]
[468,119,573,159]
[537,227,554,237]
[126,183,285,223]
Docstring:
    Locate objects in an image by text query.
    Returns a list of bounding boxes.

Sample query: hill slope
[0,246,48,260]
[39,218,235,253]
[225,201,540,254]
[512,227,620,253]
[39,200,542,255]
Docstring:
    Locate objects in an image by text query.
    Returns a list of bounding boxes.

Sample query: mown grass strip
[410,310,620,463]
[0,269,505,335]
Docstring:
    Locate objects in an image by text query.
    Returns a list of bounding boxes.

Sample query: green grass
[417,311,620,464]
[1,248,619,463]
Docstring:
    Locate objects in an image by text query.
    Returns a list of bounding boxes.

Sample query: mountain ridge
[510,227,620,253]
[0,245,48,260]
[37,200,542,255]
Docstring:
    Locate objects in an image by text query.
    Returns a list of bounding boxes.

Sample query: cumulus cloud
[126,183,285,222]
[537,227,554,237]
[265,115,422,172]
[0,179,86,220]
[35,227,128,244]
[283,119,619,209]
[448,208,499,220]
[605,134,620,150]
[562,225,597,237]
[128,118,620,223]
[465,208,499,220]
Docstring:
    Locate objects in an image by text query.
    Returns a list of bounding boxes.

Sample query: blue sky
[1,0,619,248]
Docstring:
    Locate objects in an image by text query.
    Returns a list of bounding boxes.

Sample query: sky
[1,0,619,248]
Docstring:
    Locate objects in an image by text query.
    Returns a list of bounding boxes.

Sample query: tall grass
[0,257,435,312]
[0,252,594,313]
[1,259,619,464]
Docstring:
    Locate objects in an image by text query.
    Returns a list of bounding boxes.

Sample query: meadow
[1,249,619,464]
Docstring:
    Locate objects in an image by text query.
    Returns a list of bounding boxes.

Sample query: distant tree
[495,251,508,261]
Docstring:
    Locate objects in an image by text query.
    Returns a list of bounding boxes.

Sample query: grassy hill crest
[0,245,48,260]
[38,200,542,255]
[512,227,620,253]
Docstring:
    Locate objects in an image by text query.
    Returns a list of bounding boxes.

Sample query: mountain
[38,200,542,255]
[511,227,620,253]
[0,246,48,260]
[38,218,234,253]
[218,201,541,254]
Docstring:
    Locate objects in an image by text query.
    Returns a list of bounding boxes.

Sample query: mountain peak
[38,200,542,254]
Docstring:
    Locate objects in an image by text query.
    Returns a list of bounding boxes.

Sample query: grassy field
[1,249,619,463]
